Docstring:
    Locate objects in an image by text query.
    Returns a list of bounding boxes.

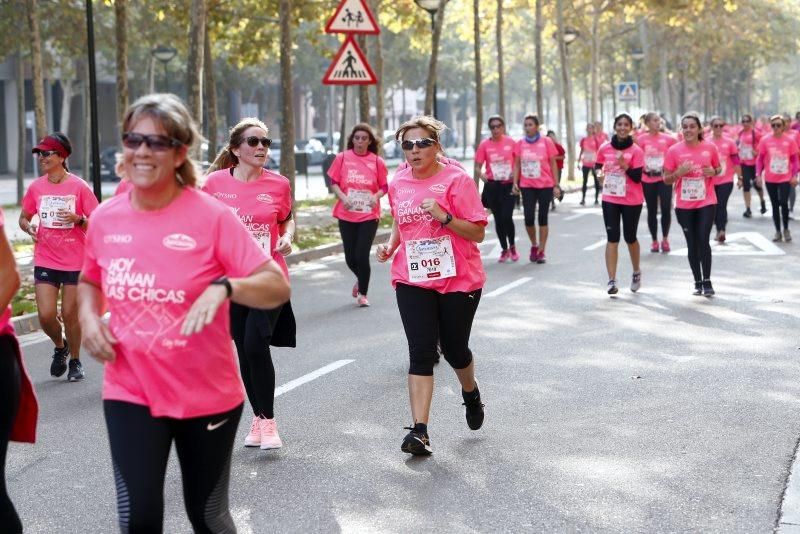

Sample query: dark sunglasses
[771,123,783,129]
[741,119,752,123]
[401,138,436,151]
[712,124,725,128]
[37,150,60,158]
[245,136,272,148]
[122,132,183,151]
[489,123,503,130]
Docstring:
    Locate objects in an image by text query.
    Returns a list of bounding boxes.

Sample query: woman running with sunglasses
[755,115,800,242]
[327,123,388,307]
[377,116,486,456]
[205,118,297,451]
[737,114,766,218]
[708,117,741,243]
[595,114,645,295]
[79,94,290,532]
[636,112,677,253]
[664,112,722,296]
[20,133,99,382]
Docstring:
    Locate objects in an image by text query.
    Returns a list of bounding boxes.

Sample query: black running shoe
[50,341,69,377]
[702,280,715,296]
[743,208,752,218]
[462,386,485,430]
[68,359,85,382]
[693,281,703,296]
[401,427,432,456]
[760,203,767,215]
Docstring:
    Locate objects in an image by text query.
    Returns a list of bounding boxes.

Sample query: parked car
[383,135,403,159]
[100,147,120,181]
[297,138,326,165]
[311,132,340,153]
[264,140,300,170]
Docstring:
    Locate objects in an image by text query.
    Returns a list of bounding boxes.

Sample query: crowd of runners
[1,92,797,532]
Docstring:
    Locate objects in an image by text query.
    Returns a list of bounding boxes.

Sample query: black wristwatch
[79,215,87,226]
[441,213,453,227]
[211,277,232,298]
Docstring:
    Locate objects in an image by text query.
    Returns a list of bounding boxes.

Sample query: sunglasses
[771,123,783,129]
[712,124,725,128]
[489,123,503,130]
[352,135,371,141]
[742,119,752,123]
[401,138,436,151]
[122,132,183,151]
[245,136,272,148]
[37,150,60,158]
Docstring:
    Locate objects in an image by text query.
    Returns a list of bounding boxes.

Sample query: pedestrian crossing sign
[325,0,380,35]
[322,36,378,85]
[617,82,638,102]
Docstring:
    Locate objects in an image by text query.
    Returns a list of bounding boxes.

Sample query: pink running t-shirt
[579,135,601,167]
[202,168,293,278]
[114,180,133,197]
[388,164,487,294]
[327,149,388,223]
[595,142,645,206]
[757,134,800,184]
[475,136,516,182]
[82,187,271,419]
[737,128,762,165]
[22,174,99,271]
[0,208,11,334]
[709,136,739,186]
[636,132,677,183]
[513,136,559,189]
[663,140,721,209]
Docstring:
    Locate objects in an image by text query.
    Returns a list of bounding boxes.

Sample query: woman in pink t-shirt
[327,124,388,307]
[755,115,800,242]
[708,117,742,243]
[20,133,99,382]
[205,117,297,452]
[664,112,722,296]
[78,94,290,532]
[376,116,487,456]
[737,114,767,217]
[579,123,601,206]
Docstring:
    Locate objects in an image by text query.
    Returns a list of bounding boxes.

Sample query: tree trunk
[370,0,385,154]
[279,0,296,200]
[496,0,505,118]
[556,0,575,180]
[25,0,47,139]
[148,55,155,94]
[534,0,543,120]
[59,78,74,137]
[339,86,348,154]
[357,34,370,123]
[204,23,218,160]
[114,0,129,128]
[16,50,26,204]
[424,0,447,116]
[589,3,600,123]
[472,0,482,184]
[187,0,206,129]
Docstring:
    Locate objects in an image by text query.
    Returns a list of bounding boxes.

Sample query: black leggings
[602,201,642,244]
[521,187,553,227]
[483,181,516,250]
[338,219,379,296]
[581,166,600,202]
[230,303,282,419]
[396,283,481,377]
[0,337,22,534]
[766,182,791,232]
[642,181,673,241]
[714,182,734,232]
[676,205,715,282]
[741,164,764,194]
[104,400,243,534]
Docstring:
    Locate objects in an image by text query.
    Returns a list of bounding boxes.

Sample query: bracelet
[211,277,232,298]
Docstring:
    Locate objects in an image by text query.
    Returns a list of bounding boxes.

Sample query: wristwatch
[441,213,453,227]
[211,277,232,298]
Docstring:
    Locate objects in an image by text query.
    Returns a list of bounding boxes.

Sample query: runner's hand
[57,209,80,224]
[676,161,692,177]
[376,243,393,262]
[701,166,717,178]
[792,176,799,187]
[82,314,118,363]
[275,234,293,256]
[27,223,38,242]
[181,284,228,336]
[756,177,764,189]
[737,178,743,190]
[420,198,446,222]
[512,184,520,195]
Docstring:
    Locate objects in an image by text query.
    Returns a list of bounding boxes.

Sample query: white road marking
[584,238,608,251]
[564,208,603,221]
[18,332,48,348]
[671,232,785,257]
[483,277,532,298]
[274,359,355,397]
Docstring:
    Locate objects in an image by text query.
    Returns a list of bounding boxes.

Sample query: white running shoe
[260,418,283,450]
[244,416,261,447]
[631,271,641,292]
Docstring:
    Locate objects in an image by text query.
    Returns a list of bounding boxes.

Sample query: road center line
[274,359,355,397]
[483,277,532,298]
[584,238,607,251]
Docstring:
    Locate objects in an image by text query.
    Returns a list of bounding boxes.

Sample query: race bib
[521,159,541,179]
[346,189,373,213]
[253,228,271,253]
[39,195,77,229]
[681,178,706,201]
[491,161,512,181]
[582,151,596,163]
[739,145,754,160]
[603,172,626,197]
[405,236,456,282]
[645,155,664,174]
[770,156,789,175]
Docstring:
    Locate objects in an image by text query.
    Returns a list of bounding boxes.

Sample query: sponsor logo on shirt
[162,233,197,251]
[256,193,273,203]
[214,192,237,199]
[104,234,133,244]
[396,187,416,196]
[428,183,447,194]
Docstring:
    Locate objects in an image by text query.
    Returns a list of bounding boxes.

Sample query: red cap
[32,136,69,159]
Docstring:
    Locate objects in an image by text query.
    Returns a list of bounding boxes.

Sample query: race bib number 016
[39,195,77,229]
[406,236,456,282]
[603,172,626,197]
[681,178,706,201]
[770,157,789,175]
[521,160,541,179]
[346,189,373,213]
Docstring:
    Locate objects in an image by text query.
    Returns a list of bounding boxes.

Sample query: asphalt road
[7,189,800,533]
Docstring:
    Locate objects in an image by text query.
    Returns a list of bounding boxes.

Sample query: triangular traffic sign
[325,0,380,35]
[322,36,377,85]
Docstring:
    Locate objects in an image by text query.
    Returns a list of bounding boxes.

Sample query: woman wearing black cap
[19,133,98,382]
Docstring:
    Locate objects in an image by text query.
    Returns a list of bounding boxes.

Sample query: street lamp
[630,49,645,108]
[151,45,177,93]
[414,0,448,118]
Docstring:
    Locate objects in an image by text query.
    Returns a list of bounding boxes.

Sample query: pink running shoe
[357,295,370,307]
[529,245,539,262]
[352,282,358,298]
[509,246,520,262]
[498,249,510,263]
[259,418,283,450]
[650,240,659,253]
[661,239,671,253]
[244,416,261,447]
[535,250,546,264]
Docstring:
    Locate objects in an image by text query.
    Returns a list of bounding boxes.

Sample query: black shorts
[33,266,80,287]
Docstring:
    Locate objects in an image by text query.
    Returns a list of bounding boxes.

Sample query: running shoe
[693,281,703,296]
[498,249,510,263]
[630,271,641,293]
[702,280,715,296]
[529,246,538,262]
[357,295,370,307]
[401,426,432,456]
[509,246,520,262]
[743,208,752,218]
[535,250,546,264]
[594,199,599,206]
[551,202,557,211]
[785,229,792,242]
[67,359,84,382]
[773,232,783,242]
[661,239,671,253]
[351,282,358,298]
[259,418,283,450]
[607,279,618,295]
[580,198,586,206]
[462,385,485,430]
[50,341,69,377]
[761,202,767,215]
[650,241,659,253]
[718,232,726,244]
[244,416,261,447]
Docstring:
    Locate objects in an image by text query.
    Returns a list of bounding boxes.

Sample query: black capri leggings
[338,219,379,296]
[581,166,600,202]
[766,182,792,232]
[483,181,516,250]
[676,205,715,282]
[521,187,553,227]
[602,201,642,244]
[714,182,734,233]
[396,283,481,377]
[642,180,673,241]
[741,164,762,193]
[104,400,243,534]
[0,336,22,534]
